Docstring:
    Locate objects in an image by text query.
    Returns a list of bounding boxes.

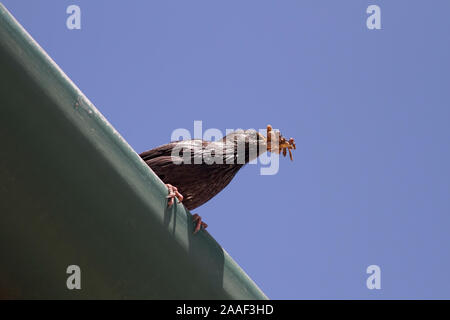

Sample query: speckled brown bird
[140,125,295,233]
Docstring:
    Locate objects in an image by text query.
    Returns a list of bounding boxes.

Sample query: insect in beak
[266,124,296,161]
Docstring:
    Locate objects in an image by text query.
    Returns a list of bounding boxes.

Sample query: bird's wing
[140,140,209,164]
[139,142,179,161]
[143,154,241,210]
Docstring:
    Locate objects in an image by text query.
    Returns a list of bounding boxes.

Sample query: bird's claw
[192,214,208,234]
[165,186,206,234]
[165,184,184,207]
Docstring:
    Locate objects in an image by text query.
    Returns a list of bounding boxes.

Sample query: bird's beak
[266,124,296,161]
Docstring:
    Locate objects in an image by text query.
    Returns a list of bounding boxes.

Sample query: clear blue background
[3,0,450,299]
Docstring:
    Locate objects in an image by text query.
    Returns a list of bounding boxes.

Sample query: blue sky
[3,0,450,299]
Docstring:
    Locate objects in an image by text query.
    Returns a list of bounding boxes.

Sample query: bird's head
[222,125,296,163]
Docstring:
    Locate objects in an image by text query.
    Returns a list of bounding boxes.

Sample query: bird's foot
[192,214,208,234]
[166,184,183,207]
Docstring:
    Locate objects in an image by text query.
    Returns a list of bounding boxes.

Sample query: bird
[139,125,296,234]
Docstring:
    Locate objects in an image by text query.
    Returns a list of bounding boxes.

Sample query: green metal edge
[0,3,268,300]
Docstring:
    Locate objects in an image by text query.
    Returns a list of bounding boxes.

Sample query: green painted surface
[0,3,267,300]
